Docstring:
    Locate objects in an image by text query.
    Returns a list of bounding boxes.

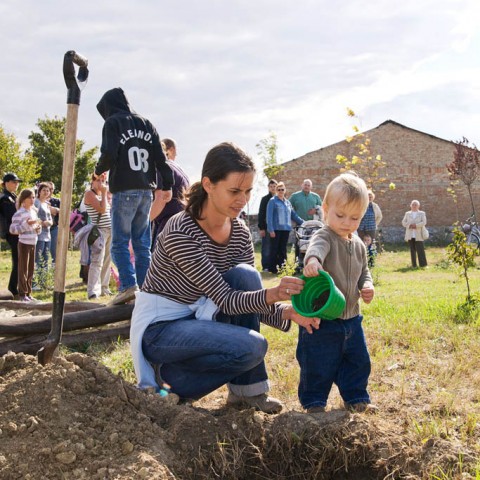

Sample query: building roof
[284,119,455,166]
[377,120,455,145]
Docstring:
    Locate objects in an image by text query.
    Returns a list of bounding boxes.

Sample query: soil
[0,351,478,480]
[312,290,330,312]
[0,303,479,479]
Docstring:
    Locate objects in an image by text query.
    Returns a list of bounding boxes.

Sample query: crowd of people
[0,86,433,415]
[0,175,62,302]
[0,88,185,305]
[255,177,431,273]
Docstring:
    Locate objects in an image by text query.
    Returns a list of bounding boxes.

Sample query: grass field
[1,241,479,476]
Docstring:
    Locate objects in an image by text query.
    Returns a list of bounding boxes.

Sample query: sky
[1,0,480,210]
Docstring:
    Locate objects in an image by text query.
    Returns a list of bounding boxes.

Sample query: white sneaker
[108,285,139,306]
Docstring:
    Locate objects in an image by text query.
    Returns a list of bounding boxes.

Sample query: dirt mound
[0,352,476,479]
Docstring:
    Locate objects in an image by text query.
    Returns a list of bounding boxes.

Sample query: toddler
[299,173,376,413]
[363,234,377,268]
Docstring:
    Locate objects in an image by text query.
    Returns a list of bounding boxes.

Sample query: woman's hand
[278,276,304,299]
[283,305,320,334]
[265,276,305,303]
[98,180,108,194]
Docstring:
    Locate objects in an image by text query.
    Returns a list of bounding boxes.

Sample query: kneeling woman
[130,142,319,413]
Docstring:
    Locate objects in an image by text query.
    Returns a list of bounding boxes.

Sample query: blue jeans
[141,264,269,400]
[111,190,152,291]
[296,315,371,409]
[50,226,58,263]
[35,240,51,267]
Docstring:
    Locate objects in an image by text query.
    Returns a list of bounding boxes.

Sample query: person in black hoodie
[94,88,173,305]
[0,173,22,297]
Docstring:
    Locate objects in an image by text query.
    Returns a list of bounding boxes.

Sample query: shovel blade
[37,291,65,365]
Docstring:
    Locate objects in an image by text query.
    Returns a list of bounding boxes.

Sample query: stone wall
[267,120,479,243]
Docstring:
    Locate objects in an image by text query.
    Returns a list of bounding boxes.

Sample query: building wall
[272,121,480,242]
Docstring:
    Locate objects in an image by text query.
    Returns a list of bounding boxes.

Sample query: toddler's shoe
[345,402,379,414]
[227,392,283,414]
[306,405,326,414]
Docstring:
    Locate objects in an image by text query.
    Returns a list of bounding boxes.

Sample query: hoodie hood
[96,88,135,120]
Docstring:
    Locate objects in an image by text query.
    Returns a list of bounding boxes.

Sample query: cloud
[1,0,480,186]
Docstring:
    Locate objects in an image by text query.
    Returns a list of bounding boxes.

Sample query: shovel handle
[38,51,89,365]
[63,50,89,105]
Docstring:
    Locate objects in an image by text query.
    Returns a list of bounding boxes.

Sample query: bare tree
[256,131,284,180]
[447,137,480,222]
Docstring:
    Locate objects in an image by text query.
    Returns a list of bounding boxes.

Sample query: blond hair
[324,173,369,213]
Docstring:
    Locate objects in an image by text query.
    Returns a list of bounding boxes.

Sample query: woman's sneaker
[227,392,283,414]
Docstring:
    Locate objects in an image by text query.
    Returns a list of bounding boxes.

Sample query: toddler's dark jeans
[296,314,371,409]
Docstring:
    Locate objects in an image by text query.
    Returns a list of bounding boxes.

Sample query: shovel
[38,51,89,365]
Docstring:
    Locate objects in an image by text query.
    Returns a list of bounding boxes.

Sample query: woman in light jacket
[402,200,427,268]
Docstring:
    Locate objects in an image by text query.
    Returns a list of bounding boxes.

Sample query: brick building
[273,120,480,243]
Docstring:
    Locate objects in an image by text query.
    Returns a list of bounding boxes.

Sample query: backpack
[69,195,89,233]
[69,209,87,233]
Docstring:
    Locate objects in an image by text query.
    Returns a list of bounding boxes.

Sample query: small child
[363,234,377,268]
[299,173,376,414]
[9,189,42,302]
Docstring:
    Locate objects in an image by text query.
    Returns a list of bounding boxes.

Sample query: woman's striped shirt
[143,211,290,331]
[85,190,111,229]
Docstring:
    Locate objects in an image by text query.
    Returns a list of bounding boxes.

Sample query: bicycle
[462,215,480,252]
